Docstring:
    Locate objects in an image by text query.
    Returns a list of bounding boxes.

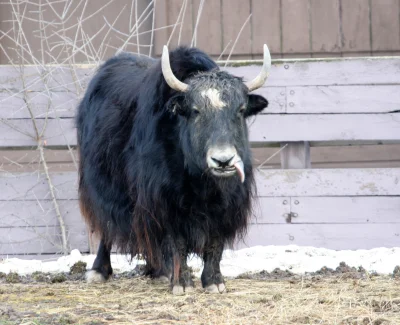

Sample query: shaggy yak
[77,44,271,294]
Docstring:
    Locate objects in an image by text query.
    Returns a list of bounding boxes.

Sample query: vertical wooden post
[280,142,311,223]
[280,141,311,169]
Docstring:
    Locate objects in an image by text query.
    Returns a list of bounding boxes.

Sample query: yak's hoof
[172,285,185,295]
[171,284,194,295]
[205,283,226,294]
[86,270,107,283]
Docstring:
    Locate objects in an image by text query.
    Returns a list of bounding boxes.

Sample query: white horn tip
[263,44,272,70]
[162,45,168,58]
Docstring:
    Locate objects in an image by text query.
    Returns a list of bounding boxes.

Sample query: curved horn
[161,45,189,92]
[245,44,272,92]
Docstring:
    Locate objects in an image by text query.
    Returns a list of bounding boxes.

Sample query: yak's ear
[244,94,268,118]
[166,95,188,117]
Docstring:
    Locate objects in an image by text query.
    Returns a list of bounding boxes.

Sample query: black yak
[76,44,271,294]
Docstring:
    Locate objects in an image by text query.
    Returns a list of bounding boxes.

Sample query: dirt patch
[1,264,400,324]
[69,261,87,275]
[237,262,379,281]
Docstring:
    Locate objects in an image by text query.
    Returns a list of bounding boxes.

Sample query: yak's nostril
[211,155,235,168]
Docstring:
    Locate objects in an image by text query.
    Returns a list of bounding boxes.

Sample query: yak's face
[168,71,268,183]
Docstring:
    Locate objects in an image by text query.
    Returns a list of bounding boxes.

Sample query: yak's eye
[193,107,200,115]
[239,105,246,114]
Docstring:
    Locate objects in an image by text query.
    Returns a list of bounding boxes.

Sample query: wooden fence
[1,0,400,64]
[154,0,400,59]
[0,56,400,257]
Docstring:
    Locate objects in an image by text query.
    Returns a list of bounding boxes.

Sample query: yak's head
[162,45,271,183]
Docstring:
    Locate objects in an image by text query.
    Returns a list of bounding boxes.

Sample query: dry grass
[1,275,400,324]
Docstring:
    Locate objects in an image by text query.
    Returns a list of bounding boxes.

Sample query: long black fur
[77,46,268,289]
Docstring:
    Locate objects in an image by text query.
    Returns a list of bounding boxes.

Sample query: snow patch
[1,246,400,277]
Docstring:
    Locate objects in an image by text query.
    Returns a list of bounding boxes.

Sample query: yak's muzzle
[207,147,245,183]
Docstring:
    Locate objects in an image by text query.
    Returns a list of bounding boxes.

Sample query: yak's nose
[211,156,234,168]
[207,147,237,169]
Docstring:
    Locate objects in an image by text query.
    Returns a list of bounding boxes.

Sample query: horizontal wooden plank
[287,196,400,224]
[286,85,400,113]
[252,144,400,167]
[250,113,400,144]
[224,57,400,87]
[2,144,400,172]
[0,91,78,119]
[0,86,284,120]
[1,168,399,203]
[0,172,77,201]
[0,149,77,165]
[296,161,400,169]
[2,84,399,119]
[237,223,400,250]
[251,197,290,224]
[253,196,400,224]
[3,112,400,149]
[0,58,399,94]
[0,65,93,92]
[252,87,286,113]
[0,118,76,148]
[256,168,400,197]
[0,225,88,255]
[0,200,82,228]
[0,144,400,173]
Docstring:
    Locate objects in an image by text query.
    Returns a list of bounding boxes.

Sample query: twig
[166,0,185,46]
[224,13,252,67]
[178,0,188,46]
[135,0,140,55]
[217,40,232,61]
[191,0,205,47]
[149,0,156,57]
[39,144,69,255]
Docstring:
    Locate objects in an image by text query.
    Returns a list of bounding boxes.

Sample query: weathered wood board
[250,113,400,144]
[0,92,78,119]
[0,118,76,148]
[255,196,400,224]
[2,84,399,120]
[285,85,400,113]
[1,112,400,148]
[1,58,399,91]
[292,196,400,224]
[256,168,400,197]
[0,144,400,173]
[0,200,82,228]
[225,58,400,87]
[238,223,400,250]
[1,168,398,202]
[0,172,77,201]
[0,225,88,255]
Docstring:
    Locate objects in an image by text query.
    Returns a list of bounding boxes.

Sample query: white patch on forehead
[200,88,226,109]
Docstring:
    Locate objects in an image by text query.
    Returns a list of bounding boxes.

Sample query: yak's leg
[201,239,225,293]
[171,237,194,295]
[152,235,174,283]
[86,239,113,283]
[145,253,173,283]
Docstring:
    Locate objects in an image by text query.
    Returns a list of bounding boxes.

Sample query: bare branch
[191,0,205,47]
[224,13,252,67]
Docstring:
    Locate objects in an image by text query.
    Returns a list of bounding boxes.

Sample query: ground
[1,263,400,325]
